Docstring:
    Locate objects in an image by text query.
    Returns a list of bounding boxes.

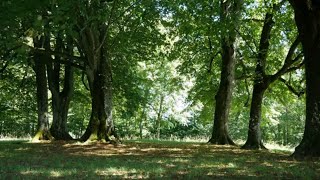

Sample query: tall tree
[32,36,52,141]
[289,0,320,157]
[74,1,113,141]
[208,0,243,145]
[242,1,303,149]
[46,34,74,140]
[0,0,54,141]
[53,0,163,142]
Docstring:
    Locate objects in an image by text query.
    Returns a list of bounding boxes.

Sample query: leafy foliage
[0,0,306,146]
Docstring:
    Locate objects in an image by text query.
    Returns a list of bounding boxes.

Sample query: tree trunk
[242,83,267,149]
[208,42,236,145]
[241,3,297,149]
[0,120,3,135]
[32,37,52,141]
[156,95,164,140]
[80,51,114,142]
[241,10,274,149]
[139,118,143,139]
[49,69,74,140]
[75,3,119,143]
[47,35,74,140]
[139,105,146,139]
[289,0,320,157]
[208,0,242,145]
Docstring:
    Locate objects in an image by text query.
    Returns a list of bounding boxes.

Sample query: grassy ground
[0,139,319,179]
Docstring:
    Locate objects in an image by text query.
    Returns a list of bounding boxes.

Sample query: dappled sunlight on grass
[14,147,31,152]
[20,170,41,176]
[95,167,139,177]
[265,143,294,153]
[50,170,63,177]
[0,140,319,179]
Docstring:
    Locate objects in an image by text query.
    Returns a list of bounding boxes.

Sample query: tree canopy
[1,0,320,158]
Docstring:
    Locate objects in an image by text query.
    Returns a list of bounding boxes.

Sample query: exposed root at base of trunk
[208,136,236,146]
[241,141,267,150]
[50,131,73,141]
[291,141,320,159]
[32,130,53,142]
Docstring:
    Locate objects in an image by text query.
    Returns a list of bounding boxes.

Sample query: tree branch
[207,51,221,73]
[279,77,305,97]
[244,78,251,107]
[284,36,300,65]
[51,58,85,71]
[82,71,90,91]
[236,49,254,80]
[242,18,264,23]
[96,0,119,54]
[29,46,86,71]
[235,28,257,54]
[285,59,305,73]
[207,37,221,73]
[270,36,302,82]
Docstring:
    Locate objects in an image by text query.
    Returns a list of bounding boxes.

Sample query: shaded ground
[0,140,319,179]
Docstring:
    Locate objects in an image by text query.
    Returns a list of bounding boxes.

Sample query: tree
[242,1,303,149]
[208,0,243,145]
[52,0,164,142]
[32,35,52,141]
[0,0,50,140]
[289,0,320,157]
[73,1,114,142]
[46,34,74,140]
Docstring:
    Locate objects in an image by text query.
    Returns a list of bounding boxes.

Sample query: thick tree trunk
[50,67,73,140]
[81,54,114,142]
[50,91,73,140]
[242,10,274,149]
[208,0,242,145]
[242,83,267,149]
[208,42,236,145]
[241,5,292,150]
[32,37,52,141]
[76,4,118,143]
[289,0,320,157]
[47,35,74,140]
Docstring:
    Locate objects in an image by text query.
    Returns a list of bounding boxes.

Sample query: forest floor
[0,139,319,179]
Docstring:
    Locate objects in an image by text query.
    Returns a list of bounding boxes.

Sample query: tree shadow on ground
[0,140,319,179]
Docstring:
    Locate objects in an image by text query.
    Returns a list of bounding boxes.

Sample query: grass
[0,139,319,179]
